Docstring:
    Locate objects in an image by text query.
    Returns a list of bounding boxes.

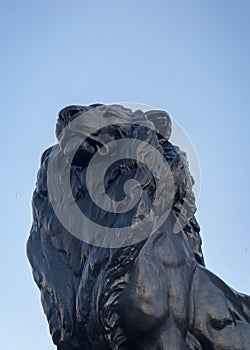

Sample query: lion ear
[145,110,172,141]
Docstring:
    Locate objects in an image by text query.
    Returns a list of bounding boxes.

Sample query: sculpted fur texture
[27,104,250,350]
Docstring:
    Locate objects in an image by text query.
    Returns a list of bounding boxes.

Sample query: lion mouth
[56,104,104,139]
[58,105,86,124]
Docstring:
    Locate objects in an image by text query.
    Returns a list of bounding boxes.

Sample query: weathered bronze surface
[27,104,250,349]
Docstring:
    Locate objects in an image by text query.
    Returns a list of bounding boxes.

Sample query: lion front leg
[122,326,187,350]
[151,326,187,350]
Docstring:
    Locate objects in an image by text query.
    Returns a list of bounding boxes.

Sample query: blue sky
[1,1,250,349]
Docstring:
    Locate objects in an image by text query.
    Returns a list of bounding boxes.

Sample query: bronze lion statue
[27,104,250,350]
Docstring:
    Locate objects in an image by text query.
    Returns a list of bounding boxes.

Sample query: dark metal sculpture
[27,104,250,350]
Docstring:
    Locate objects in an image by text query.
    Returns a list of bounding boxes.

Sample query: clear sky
[1,1,250,349]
